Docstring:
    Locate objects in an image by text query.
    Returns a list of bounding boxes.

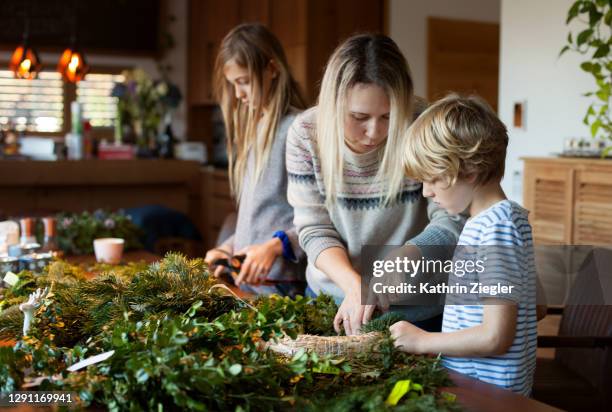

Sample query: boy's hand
[389,320,427,354]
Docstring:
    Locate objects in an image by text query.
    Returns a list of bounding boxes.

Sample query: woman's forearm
[315,247,361,295]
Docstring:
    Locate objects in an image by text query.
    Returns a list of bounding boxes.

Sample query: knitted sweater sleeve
[286,116,346,264]
[407,197,466,251]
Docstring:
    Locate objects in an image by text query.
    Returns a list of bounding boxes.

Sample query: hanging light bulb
[57,47,89,83]
[9,41,42,80]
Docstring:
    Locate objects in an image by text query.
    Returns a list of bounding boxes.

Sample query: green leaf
[577,29,594,46]
[186,300,203,317]
[602,146,612,158]
[583,104,595,124]
[79,389,94,403]
[136,368,149,383]
[591,119,602,137]
[441,392,457,403]
[228,364,242,376]
[568,31,573,45]
[593,44,610,58]
[567,1,582,24]
[559,45,571,57]
[605,9,612,26]
[589,9,603,25]
[386,380,411,406]
[580,1,596,14]
[312,364,341,375]
[581,62,594,72]
[596,89,610,102]
[598,104,609,115]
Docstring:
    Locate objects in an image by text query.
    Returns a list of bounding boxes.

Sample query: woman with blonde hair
[286,33,464,334]
[204,23,306,296]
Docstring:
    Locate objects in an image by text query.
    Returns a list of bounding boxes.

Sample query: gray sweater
[222,112,305,282]
[286,107,465,309]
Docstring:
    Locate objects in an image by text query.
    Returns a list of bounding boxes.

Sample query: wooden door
[427,17,499,111]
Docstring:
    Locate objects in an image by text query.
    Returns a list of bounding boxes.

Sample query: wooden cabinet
[523,157,612,245]
[200,167,236,249]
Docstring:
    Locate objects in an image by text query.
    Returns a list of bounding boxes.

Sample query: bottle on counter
[66,101,84,160]
[19,218,37,245]
[83,120,93,159]
[41,217,59,253]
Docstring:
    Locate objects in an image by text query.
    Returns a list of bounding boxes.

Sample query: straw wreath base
[266,332,384,358]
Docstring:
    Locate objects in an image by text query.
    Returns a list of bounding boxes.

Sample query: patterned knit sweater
[286,107,465,309]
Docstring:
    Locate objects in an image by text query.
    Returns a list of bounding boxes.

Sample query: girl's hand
[333,288,376,336]
[389,321,427,353]
[204,244,233,278]
[235,238,282,285]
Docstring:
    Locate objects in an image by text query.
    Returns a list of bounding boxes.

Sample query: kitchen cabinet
[523,157,612,245]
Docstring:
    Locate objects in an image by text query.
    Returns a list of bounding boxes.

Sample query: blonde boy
[391,95,537,395]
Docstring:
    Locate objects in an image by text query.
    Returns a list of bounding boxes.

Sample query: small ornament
[19,287,49,336]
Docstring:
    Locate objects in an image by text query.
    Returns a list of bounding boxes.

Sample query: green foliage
[362,312,407,334]
[561,0,612,142]
[254,294,338,336]
[0,255,458,411]
[0,254,238,346]
[56,209,143,255]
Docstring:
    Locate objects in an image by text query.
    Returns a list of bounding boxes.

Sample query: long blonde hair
[214,23,306,198]
[316,34,414,206]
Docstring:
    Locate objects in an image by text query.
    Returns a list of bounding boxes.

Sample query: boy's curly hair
[403,94,508,187]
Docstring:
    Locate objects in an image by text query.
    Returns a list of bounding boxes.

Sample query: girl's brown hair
[214,23,306,198]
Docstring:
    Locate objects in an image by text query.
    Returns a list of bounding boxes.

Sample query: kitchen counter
[0,159,204,235]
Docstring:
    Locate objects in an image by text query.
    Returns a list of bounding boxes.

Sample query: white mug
[93,238,125,264]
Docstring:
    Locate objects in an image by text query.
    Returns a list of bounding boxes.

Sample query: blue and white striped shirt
[442,200,537,396]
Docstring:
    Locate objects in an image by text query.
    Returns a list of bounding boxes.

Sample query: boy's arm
[390,300,517,357]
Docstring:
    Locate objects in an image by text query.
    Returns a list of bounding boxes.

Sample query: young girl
[204,23,306,296]
[286,34,464,335]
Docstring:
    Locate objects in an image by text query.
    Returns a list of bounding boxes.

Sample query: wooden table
[444,371,562,411]
[66,250,160,266]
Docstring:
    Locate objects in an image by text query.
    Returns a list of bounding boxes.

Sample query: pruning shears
[212,255,246,286]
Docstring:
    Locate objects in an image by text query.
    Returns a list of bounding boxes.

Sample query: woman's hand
[389,321,427,353]
[333,286,376,336]
[204,244,233,278]
[235,238,283,285]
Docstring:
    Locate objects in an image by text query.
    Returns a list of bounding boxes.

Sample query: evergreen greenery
[0,254,459,411]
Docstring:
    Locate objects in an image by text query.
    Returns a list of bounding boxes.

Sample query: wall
[498,0,594,203]
[389,0,500,98]
[0,0,188,139]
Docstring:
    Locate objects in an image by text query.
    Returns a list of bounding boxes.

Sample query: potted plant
[111,69,182,157]
[560,0,611,155]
